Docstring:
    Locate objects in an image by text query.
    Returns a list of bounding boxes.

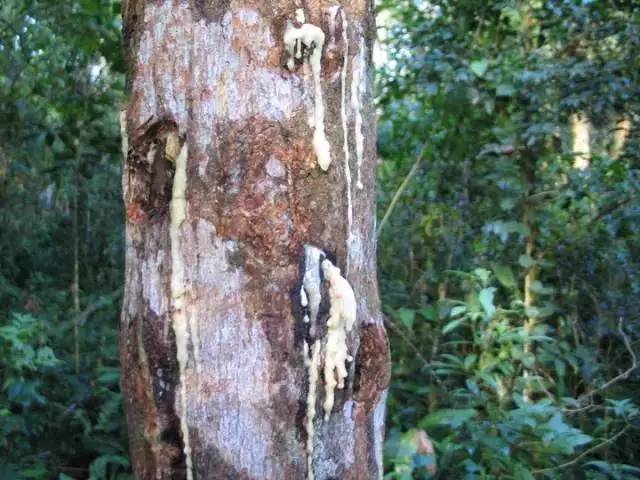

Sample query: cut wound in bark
[124,118,179,224]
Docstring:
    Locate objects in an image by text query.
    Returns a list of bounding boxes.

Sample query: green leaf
[384,429,418,459]
[566,433,593,449]
[514,464,535,480]
[493,264,516,289]
[470,59,488,77]
[530,281,555,296]
[463,354,477,370]
[473,268,491,285]
[536,303,557,318]
[397,308,415,329]
[487,220,531,239]
[479,287,496,319]
[496,84,516,97]
[442,317,466,334]
[89,455,130,480]
[521,353,535,368]
[518,255,535,268]
[0,464,20,480]
[499,197,516,210]
[620,465,640,476]
[585,461,614,475]
[450,305,467,317]
[420,408,478,429]
[418,306,438,321]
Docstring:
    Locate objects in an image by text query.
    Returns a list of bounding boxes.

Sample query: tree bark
[119,1,389,479]
[570,112,591,170]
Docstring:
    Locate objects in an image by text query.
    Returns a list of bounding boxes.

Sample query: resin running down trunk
[119,1,389,478]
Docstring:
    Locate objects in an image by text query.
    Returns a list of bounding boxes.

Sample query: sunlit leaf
[479,287,496,319]
[470,59,489,77]
[397,308,415,329]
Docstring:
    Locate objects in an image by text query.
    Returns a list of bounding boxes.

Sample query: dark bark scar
[124,117,181,224]
[354,323,391,414]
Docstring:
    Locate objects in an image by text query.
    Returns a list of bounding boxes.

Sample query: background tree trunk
[119,1,389,479]
[570,112,591,170]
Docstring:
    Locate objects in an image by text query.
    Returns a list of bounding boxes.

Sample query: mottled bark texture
[119,1,389,479]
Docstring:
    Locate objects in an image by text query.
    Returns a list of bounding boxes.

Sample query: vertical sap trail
[119,111,129,332]
[119,111,129,168]
[304,340,322,480]
[301,245,326,480]
[169,142,194,480]
[339,8,353,274]
[284,15,332,170]
[302,245,325,337]
[309,29,330,171]
[351,37,366,189]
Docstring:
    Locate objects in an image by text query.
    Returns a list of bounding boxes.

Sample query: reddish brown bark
[120,1,388,479]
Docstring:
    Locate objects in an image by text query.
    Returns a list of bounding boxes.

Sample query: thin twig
[75,288,123,327]
[532,425,632,475]
[581,319,637,399]
[376,144,427,238]
[383,316,442,385]
[384,317,430,366]
[526,189,558,203]
[588,196,633,226]
[565,318,637,413]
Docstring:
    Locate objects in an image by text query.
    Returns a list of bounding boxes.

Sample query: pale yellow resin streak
[321,259,357,419]
[169,142,194,480]
[284,17,332,170]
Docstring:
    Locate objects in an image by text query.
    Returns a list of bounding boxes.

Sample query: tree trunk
[570,112,591,170]
[611,116,631,160]
[119,2,389,479]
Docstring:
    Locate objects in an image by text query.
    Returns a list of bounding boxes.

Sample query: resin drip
[169,142,194,480]
[351,37,366,189]
[338,8,354,274]
[321,258,357,419]
[284,14,332,170]
[304,340,322,480]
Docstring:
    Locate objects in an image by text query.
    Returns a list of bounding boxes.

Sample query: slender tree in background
[119,1,389,478]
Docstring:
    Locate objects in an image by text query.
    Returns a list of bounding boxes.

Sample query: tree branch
[566,318,637,413]
[588,196,633,226]
[383,315,442,386]
[532,425,632,475]
[376,144,427,238]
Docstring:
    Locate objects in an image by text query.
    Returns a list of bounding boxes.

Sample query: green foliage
[0,0,129,477]
[384,267,639,478]
[385,429,437,480]
[377,0,640,478]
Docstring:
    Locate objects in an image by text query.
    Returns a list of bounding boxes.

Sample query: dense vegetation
[0,0,638,479]
[0,1,128,478]
[377,1,640,479]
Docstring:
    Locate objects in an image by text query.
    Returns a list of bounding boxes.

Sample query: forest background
[0,1,638,479]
